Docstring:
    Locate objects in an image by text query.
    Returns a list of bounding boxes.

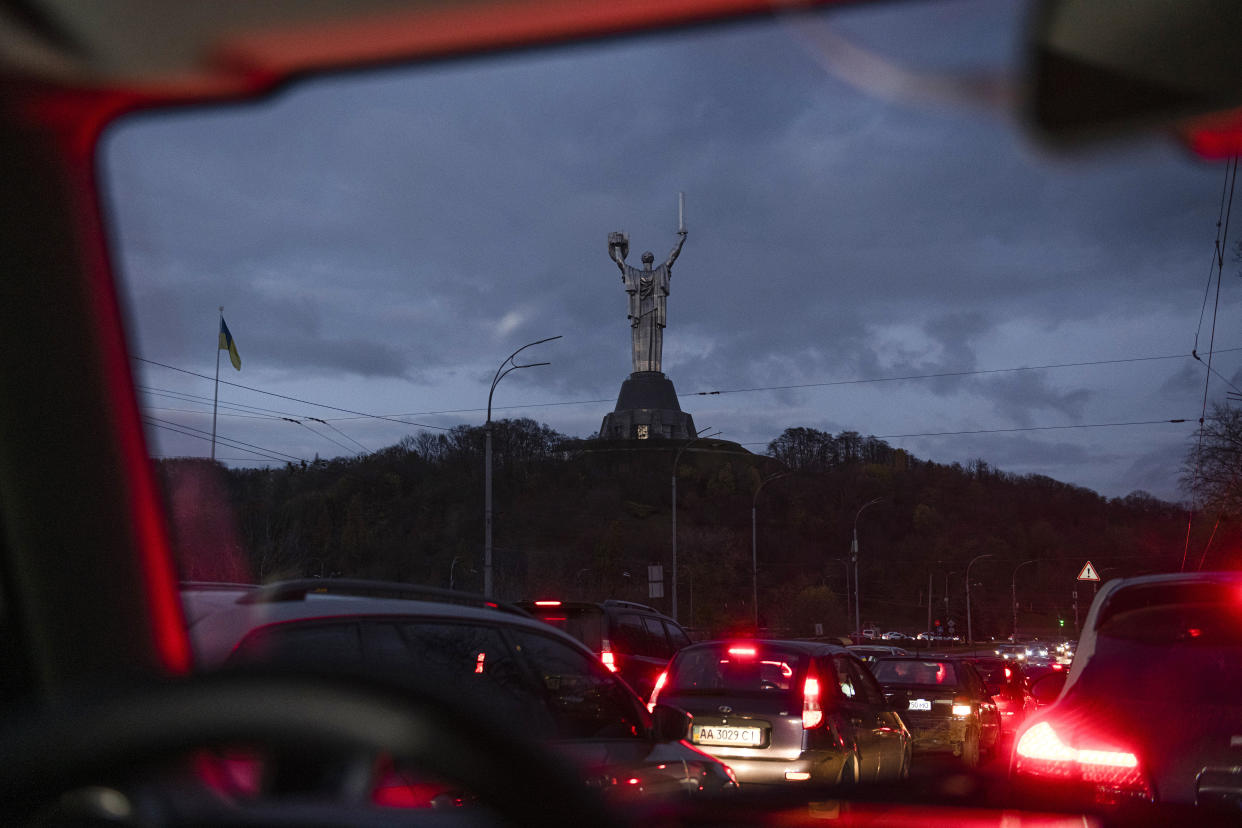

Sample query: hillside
[157,419,1196,639]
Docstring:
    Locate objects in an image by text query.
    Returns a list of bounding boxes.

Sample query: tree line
[158,418,1208,640]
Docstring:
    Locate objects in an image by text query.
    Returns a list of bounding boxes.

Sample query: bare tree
[1182,403,1242,516]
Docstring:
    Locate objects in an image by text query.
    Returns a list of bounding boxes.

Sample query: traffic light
[1058,618,1065,628]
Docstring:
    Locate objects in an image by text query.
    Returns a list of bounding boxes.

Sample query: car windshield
[872,660,958,685]
[667,645,805,694]
[69,0,1242,821]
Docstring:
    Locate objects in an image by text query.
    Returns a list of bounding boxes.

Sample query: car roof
[679,639,850,656]
[183,580,589,670]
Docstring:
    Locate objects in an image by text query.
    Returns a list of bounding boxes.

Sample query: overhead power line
[134,357,451,431]
[738,417,1193,446]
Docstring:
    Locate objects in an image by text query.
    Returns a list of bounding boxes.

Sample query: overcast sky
[103,0,1241,503]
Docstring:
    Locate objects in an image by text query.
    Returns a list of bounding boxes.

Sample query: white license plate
[908,699,932,711]
[693,725,762,746]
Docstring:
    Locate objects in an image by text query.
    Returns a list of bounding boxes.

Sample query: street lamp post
[1011,559,1038,640]
[965,553,993,646]
[671,429,719,623]
[485,335,561,598]
[851,497,883,638]
[752,471,790,629]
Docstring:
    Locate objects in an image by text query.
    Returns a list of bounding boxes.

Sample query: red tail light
[802,667,823,729]
[533,600,562,607]
[600,650,617,672]
[1015,721,1149,800]
[648,670,667,713]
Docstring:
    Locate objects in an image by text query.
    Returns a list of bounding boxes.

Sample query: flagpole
[211,306,222,461]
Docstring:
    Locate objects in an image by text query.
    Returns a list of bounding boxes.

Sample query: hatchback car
[1012,572,1242,810]
[649,640,910,787]
[870,657,1000,768]
[517,599,692,700]
[184,579,738,803]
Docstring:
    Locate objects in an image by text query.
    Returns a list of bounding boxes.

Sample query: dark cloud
[106,0,1228,502]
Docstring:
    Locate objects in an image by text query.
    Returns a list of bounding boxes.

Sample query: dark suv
[517,599,692,699]
[183,580,737,803]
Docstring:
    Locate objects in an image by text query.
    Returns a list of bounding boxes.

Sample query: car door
[845,655,908,779]
[831,653,883,781]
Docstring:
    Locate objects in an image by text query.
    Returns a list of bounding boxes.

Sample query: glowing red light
[648,670,667,713]
[474,652,486,674]
[802,675,823,729]
[727,646,757,657]
[1188,627,1202,638]
[601,650,617,672]
[534,600,562,607]
[627,777,640,786]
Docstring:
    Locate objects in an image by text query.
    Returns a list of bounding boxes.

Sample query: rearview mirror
[1027,0,1242,142]
[651,704,691,742]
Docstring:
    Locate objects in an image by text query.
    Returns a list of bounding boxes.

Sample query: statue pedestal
[599,371,697,441]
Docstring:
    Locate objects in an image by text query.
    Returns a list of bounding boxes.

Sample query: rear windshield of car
[667,644,805,695]
[525,606,605,651]
[1080,603,1242,703]
[871,660,958,686]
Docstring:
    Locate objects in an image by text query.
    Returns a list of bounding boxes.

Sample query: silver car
[649,640,910,787]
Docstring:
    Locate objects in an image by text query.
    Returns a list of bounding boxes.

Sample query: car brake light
[1015,721,1148,799]
[600,650,617,672]
[727,646,756,657]
[648,670,667,713]
[533,600,562,607]
[802,670,823,729]
[951,697,973,717]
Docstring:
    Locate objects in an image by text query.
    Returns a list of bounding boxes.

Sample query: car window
[641,615,672,659]
[230,621,363,668]
[871,660,958,686]
[665,621,691,651]
[611,613,649,655]
[845,656,886,707]
[831,654,857,700]
[508,628,646,740]
[667,644,803,695]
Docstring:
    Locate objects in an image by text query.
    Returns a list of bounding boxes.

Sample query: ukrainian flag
[219,317,241,371]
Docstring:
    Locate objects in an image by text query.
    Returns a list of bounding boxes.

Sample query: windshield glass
[872,660,958,685]
[667,645,805,694]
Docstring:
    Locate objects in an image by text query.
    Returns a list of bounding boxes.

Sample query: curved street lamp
[752,471,791,629]
[671,429,720,622]
[485,335,561,598]
[965,552,994,646]
[1011,559,1038,640]
[852,497,884,637]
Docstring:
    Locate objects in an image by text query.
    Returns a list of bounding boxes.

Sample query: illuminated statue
[608,198,686,374]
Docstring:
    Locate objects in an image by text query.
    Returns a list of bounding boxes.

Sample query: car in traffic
[516,599,691,700]
[649,640,911,787]
[1012,572,1242,810]
[964,656,1037,739]
[847,644,911,663]
[869,657,1000,768]
[184,579,739,803]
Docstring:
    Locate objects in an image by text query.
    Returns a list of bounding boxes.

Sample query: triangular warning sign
[1077,561,1100,581]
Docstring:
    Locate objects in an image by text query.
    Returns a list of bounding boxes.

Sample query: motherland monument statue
[599,194,697,441]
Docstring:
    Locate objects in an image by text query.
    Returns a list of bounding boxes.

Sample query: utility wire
[323,347,1242,421]
[1186,156,1239,572]
[143,418,302,463]
[281,416,362,457]
[737,417,1193,446]
[134,357,451,431]
[309,416,372,455]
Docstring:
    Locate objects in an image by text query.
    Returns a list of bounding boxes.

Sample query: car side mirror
[651,703,691,742]
[1030,672,1067,706]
